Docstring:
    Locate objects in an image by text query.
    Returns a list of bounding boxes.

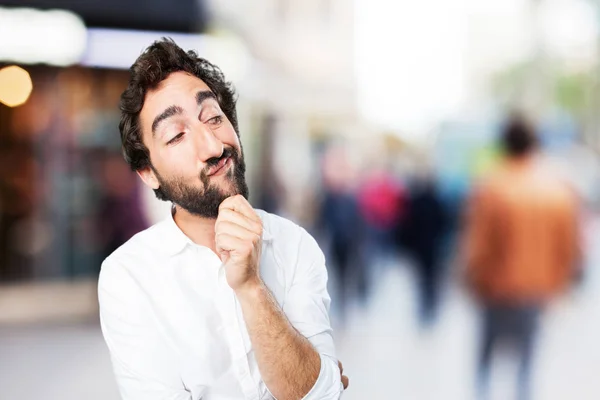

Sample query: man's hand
[215,195,263,293]
[339,360,349,390]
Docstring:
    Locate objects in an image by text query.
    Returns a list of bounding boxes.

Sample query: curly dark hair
[119,38,239,174]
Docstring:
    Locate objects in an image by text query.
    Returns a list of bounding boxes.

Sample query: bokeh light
[0,65,33,107]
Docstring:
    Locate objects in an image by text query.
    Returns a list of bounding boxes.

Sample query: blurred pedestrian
[317,145,365,322]
[463,114,580,400]
[96,152,149,261]
[399,176,447,327]
[357,167,406,264]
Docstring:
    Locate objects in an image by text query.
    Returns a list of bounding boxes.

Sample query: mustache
[201,147,239,179]
[205,147,235,167]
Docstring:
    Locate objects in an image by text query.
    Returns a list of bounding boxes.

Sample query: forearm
[236,281,321,400]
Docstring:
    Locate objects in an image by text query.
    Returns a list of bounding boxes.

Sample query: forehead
[139,71,214,130]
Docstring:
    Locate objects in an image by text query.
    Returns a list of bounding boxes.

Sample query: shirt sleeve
[98,256,196,400]
[282,228,344,400]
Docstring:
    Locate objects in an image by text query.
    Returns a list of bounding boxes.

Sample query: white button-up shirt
[98,209,343,400]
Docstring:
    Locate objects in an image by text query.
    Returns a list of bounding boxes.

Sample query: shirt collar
[160,206,273,257]
[160,207,194,256]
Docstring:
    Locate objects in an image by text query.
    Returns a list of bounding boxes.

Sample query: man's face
[138,71,248,218]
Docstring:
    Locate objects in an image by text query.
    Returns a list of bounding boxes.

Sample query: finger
[219,195,260,223]
[338,360,343,373]
[215,220,260,242]
[217,208,262,236]
[341,374,349,390]
[219,195,258,222]
[215,233,250,255]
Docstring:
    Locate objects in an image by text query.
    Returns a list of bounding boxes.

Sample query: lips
[206,156,230,176]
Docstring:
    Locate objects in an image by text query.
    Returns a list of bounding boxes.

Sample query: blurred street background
[2,0,600,399]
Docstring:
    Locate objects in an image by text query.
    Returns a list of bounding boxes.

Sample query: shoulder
[106,220,167,260]
[255,209,324,267]
[99,220,169,285]
[255,209,318,249]
[256,209,303,239]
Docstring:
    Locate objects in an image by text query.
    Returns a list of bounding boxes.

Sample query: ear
[136,166,160,190]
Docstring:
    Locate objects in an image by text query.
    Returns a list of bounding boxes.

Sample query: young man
[98,38,348,400]
[463,114,580,400]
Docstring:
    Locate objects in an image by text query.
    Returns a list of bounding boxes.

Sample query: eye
[167,132,185,145]
[207,115,223,126]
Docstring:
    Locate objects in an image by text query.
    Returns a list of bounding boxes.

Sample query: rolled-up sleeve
[99,257,195,400]
[282,228,344,400]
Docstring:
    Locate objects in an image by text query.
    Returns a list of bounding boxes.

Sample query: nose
[193,121,223,162]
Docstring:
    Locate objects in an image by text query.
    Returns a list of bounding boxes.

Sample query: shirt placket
[217,266,260,400]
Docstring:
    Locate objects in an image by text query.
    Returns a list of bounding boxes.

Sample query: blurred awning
[0,5,251,75]
[82,29,252,83]
[0,0,208,32]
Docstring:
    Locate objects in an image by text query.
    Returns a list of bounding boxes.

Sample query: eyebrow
[151,91,218,137]
[196,90,217,105]
[151,105,183,135]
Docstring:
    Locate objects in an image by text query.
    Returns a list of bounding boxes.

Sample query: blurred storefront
[0,2,240,323]
[0,3,213,284]
[0,0,364,322]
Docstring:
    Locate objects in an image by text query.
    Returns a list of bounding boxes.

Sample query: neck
[507,152,534,165]
[172,205,217,253]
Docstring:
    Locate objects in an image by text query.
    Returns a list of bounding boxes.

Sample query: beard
[152,145,249,218]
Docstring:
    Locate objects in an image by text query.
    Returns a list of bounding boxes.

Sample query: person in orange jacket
[463,113,581,400]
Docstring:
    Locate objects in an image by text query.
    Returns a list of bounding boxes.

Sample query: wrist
[234,277,264,300]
